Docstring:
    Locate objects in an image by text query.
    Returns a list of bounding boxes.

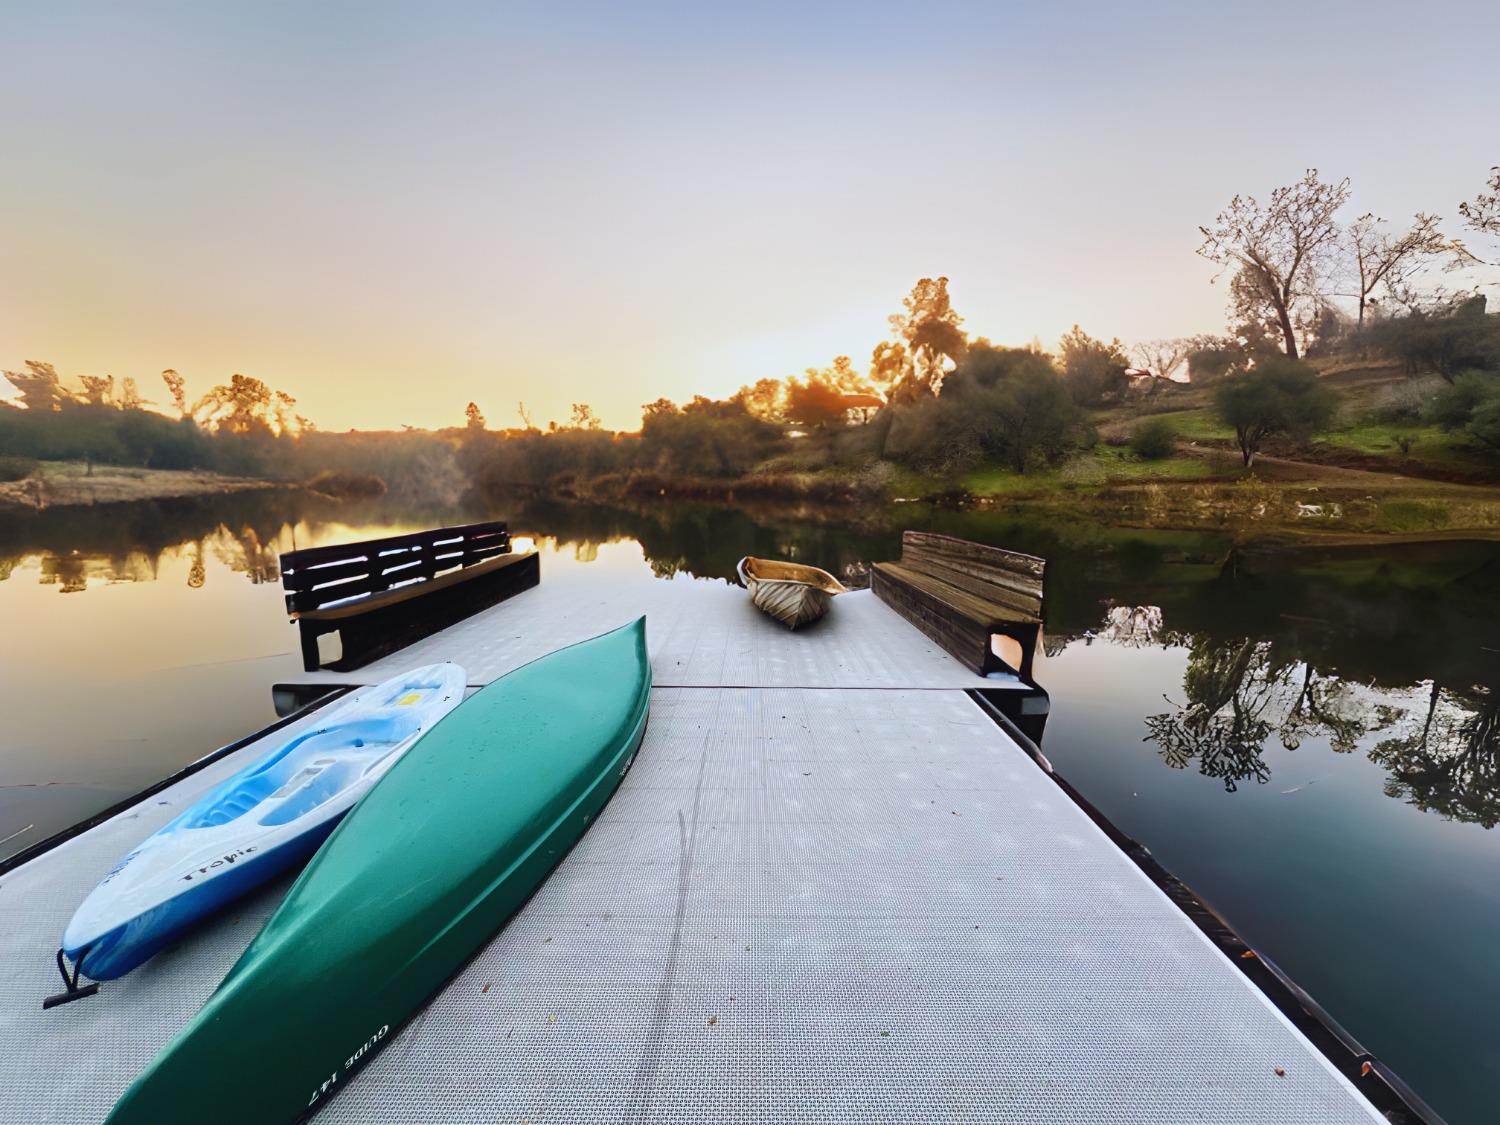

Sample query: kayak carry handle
[42,948,99,1009]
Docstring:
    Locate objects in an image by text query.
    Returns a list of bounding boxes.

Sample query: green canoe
[105,618,650,1125]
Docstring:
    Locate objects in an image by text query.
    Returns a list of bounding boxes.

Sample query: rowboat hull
[63,664,466,982]
[737,557,846,629]
[105,618,651,1125]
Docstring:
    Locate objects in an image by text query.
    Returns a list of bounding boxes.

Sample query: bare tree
[1346,212,1450,327]
[1459,166,1500,240]
[119,377,147,410]
[1198,169,1351,359]
[1131,338,1192,381]
[568,403,601,430]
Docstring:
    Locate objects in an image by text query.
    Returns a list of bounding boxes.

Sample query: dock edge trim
[966,688,1448,1125]
[0,687,354,878]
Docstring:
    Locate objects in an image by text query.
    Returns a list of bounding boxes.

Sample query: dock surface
[0,578,1382,1123]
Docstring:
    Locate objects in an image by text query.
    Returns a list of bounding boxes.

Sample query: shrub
[304,470,388,500]
[1130,418,1177,460]
[0,454,39,482]
[1367,376,1442,425]
[1213,356,1339,467]
[1376,500,1451,532]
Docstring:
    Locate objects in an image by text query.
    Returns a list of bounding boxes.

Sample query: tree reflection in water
[1371,684,1500,828]
[1145,637,1280,791]
[4,491,1499,829]
[1121,611,1500,826]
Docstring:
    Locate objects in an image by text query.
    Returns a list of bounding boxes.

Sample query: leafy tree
[734,378,784,421]
[961,366,1082,473]
[868,340,912,401]
[1212,356,1338,467]
[4,360,69,411]
[942,340,1055,397]
[1199,169,1351,359]
[1058,325,1129,405]
[1375,297,1499,381]
[1185,336,1242,384]
[161,369,188,417]
[1428,373,1500,453]
[78,375,115,406]
[783,375,848,429]
[888,277,967,391]
[825,355,868,394]
[638,396,781,476]
[568,403,601,430]
[192,373,277,434]
[464,402,486,430]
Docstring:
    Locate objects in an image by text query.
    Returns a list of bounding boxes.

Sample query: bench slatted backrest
[900,531,1044,618]
[280,521,511,616]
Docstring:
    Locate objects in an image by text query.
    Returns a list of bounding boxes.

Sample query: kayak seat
[178,715,421,830]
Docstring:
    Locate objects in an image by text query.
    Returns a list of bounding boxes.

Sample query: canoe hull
[105,619,650,1125]
[748,578,834,628]
[737,557,846,629]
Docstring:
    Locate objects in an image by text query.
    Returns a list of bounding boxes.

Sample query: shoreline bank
[0,464,283,511]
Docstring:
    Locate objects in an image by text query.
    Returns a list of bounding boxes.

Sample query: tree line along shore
[4,168,1498,535]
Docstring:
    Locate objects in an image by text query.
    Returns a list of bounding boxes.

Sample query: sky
[1,0,1496,432]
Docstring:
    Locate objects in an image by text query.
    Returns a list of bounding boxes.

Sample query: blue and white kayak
[57,663,467,990]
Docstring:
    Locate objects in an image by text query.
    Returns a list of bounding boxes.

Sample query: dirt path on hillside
[1178,446,1498,494]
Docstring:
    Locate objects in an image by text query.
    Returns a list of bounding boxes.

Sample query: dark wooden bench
[871,531,1045,679]
[280,521,539,672]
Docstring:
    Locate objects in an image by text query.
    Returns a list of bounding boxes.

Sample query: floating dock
[0,575,1402,1122]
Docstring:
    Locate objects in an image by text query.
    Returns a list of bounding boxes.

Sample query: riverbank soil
[0,461,280,510]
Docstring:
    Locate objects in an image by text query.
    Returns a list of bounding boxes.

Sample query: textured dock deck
[0,578,1383,1123]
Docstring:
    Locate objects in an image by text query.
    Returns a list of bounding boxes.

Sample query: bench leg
[298,621,322,672]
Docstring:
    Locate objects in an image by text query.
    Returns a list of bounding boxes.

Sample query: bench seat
[293,550,533,621]
[280,522,540,672]
[871,532,1044,679]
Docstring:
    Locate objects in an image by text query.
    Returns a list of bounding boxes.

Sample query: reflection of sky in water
[1041,615,1500,1125]
[4,517,1500,1122]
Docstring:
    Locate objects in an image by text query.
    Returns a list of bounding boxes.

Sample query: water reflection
[1371,684,1500,828]
[7,494,1495,1123]
[4,490,1499,834]
[1076,602,1500,826]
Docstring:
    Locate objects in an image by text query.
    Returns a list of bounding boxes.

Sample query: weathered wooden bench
[280,521,539,672]
[871,531,1045,679]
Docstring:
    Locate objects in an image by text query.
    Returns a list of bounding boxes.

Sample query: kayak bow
[105,617,650,1125]
[57,663,467,992]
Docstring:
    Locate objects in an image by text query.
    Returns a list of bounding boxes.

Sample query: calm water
[2,490,1498,1123]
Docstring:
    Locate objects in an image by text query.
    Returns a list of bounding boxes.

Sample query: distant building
[840,393,885,423]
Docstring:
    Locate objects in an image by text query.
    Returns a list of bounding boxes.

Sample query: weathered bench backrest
[899,531,1044,619]
[281,521,512,615]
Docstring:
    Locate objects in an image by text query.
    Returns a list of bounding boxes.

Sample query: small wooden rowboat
[737,556,847,629]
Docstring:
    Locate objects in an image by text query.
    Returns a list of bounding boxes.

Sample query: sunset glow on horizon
[2,1,1495,431]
